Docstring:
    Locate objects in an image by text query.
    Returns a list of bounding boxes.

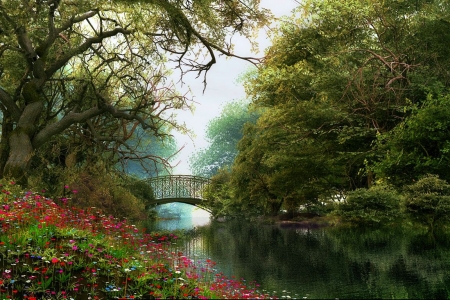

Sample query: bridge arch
[146,175,211,212]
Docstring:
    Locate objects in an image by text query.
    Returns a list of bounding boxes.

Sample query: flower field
[0,181,277,299]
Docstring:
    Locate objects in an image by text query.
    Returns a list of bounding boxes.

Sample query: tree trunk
[0,114,13,178]
[3,82,44,184]
[3,130,34,184]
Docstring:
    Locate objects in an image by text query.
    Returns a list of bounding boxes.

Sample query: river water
[149,204,450,299]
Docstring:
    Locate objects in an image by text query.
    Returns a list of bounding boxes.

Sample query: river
[148,203,450,299]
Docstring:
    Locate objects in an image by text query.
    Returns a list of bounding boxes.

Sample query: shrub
[121,176,156,209]
[338,185,402,226]
[403,174,450,230]
[68,172,148,222]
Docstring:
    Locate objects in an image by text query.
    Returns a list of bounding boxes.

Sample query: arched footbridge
[146,175,211,212]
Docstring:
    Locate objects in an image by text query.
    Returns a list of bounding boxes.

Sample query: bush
[121,176,156,210]
[68,172,148,222]
[403,174,450,230]
[338,185,402,226]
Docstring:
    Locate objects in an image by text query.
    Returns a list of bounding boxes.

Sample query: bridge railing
[147,175,211,201]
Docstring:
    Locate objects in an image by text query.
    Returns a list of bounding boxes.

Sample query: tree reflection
[190,221,450,299]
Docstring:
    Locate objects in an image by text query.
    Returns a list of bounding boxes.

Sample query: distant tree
[189,100,258,177]
[117,126,178,178]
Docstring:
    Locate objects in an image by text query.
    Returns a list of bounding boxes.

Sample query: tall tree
[229,0,450,215]
[0,0,269,183]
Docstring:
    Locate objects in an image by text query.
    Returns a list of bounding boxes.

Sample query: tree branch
[0,87,21,122]
[32,106,105,148]
[46,27,133,78]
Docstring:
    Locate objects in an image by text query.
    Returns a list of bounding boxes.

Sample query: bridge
[146,175,211,211]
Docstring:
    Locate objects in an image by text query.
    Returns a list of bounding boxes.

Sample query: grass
[0,181,277,299]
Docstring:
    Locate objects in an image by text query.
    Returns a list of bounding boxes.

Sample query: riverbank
[0,184,279,299]
[264,212,341,229]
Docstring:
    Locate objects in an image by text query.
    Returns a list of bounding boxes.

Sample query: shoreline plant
[0,181,277,299]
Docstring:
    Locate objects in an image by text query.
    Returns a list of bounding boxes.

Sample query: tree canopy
[0,0,270,183]
[207,0,450,217]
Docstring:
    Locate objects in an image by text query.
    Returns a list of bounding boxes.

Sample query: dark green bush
[403,174,450,230]
[338,185,402,226]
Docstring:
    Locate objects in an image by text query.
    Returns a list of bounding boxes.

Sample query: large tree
[228,0,450,215]
[0,0,269,183]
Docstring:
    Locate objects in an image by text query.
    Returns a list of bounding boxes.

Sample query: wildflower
[51,257,59,264]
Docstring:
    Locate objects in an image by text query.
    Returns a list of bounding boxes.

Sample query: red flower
[51,257,59,264]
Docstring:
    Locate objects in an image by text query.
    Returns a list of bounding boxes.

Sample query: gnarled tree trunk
[3,82,44,184]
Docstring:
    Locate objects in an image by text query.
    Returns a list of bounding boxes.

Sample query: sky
[171,0,299,174]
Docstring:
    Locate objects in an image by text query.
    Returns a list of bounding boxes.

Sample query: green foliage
[403,175,450,230]
[121,175,156,208]
[374,95,450,186]
[338,185,402,226]
[189,100,258,177]
[67,171,149,222]
[203,169,234,217]
[223,0,450,218]
[28,162,155,222]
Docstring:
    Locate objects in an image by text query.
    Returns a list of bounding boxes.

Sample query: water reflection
[178,221,450,299]
[151,203,211,231]
[149,206,450,298]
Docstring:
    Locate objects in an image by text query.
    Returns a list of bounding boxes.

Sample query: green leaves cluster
[338,175,450,230]
[189,100,258,178]
[373,95,450,186]
[338,185,402,226]
[403,175,450,230]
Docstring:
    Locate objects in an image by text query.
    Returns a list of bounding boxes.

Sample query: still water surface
[150,205,450,299]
